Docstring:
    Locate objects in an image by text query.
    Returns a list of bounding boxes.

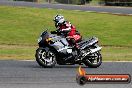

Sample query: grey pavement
[0,1,132,14]
[0,60,131,88]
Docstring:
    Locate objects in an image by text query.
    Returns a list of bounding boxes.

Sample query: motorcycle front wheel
[35,47,56,68]
[83,51,102,68]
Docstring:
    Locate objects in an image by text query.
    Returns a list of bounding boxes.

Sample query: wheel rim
[86,52,101,65]
[38,49,56,66]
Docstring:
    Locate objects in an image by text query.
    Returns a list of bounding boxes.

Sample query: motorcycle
[35,29,102,68]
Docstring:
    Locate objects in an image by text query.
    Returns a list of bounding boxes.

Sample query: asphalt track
[0,60,132,88]
[0,1,132,15]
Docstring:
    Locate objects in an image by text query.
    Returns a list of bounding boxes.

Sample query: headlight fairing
[38,36,42,43]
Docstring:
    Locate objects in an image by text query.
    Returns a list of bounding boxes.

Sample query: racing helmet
[53,15,65,24]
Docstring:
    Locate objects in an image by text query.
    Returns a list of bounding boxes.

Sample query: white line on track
[20,60,132,62]
[85,11,96,13]
[20,60,35,61]
[99,12,110,14]
[112,13,123,15]
[128,14,132,16]
[74,10,81,12]
[103,61,132,62]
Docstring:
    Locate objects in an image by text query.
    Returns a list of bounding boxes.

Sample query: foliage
[55,0,88,4]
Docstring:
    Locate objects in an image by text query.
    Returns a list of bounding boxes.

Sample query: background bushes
[99,0,132,6]
[14,0,37,2]
[55,0,91,5]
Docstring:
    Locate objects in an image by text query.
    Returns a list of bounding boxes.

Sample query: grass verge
[0,6,132,61]
[0,45,132,61]
[0,6,132,46]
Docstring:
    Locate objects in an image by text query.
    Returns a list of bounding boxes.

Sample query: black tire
[83,51,102,68]
[76,76,87,85]
[35,47,56,68]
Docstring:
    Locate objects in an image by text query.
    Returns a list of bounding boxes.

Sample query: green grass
[0,45,132,61]
[0,45,36,60]
[0,6,132,61]
[102,47,132,61]
[0,6,132,46]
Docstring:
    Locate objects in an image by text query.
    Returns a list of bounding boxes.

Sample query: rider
[53,14,82,48]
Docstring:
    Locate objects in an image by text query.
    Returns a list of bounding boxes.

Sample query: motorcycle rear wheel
[35,47,56,68]
[83,51,102,68]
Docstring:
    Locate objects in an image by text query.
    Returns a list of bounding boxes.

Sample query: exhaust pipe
[82,47,102,58]
[90,47,102,54]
